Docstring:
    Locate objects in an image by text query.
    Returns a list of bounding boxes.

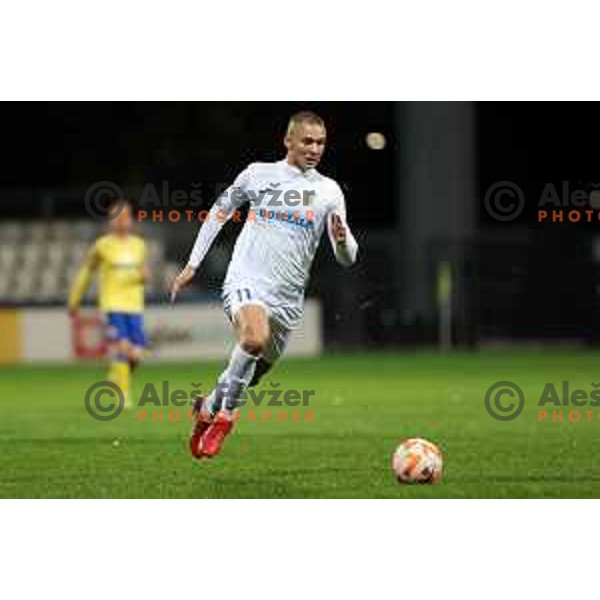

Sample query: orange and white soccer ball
[392,438,443,484]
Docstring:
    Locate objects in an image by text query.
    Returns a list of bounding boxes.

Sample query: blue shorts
[105,312,147,348]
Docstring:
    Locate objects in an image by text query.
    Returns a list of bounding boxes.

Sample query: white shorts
[222,283,302,363]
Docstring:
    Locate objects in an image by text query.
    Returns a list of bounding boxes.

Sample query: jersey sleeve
[187,164,254,269]
[326,186,358,267]
[68,238,101,308]
[84,238,102,269]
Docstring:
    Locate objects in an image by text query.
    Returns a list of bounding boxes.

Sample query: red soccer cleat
[199,410,234,458]
[189,396,213,459]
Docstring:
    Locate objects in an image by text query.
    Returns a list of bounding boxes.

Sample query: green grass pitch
[2,351,600,498]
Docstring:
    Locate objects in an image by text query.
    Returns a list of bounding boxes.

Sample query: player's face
[285,122,326,170]
[109,203,134,235]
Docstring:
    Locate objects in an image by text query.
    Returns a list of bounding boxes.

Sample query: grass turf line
[1,351,599,498]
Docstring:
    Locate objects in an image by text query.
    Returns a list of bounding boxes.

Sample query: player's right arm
[170,165,253,302]
[67,242,100,316]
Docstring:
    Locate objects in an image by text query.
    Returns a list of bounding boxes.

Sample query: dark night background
[1,101,598,347]
[4,102,599,225]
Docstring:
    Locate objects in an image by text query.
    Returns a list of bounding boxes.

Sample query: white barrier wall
[13,300,322,363]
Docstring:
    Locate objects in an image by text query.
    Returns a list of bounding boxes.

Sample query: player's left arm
[327,193,358,267]
[141,261,151,284]
[138,239,151,284]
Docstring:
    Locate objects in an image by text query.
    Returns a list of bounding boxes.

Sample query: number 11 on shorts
[237,288,252,302]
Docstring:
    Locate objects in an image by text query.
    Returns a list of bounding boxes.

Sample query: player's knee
[240,332,268,356]
[117,339,130,356]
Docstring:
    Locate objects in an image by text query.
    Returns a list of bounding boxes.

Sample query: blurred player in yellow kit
[68,200,149,407]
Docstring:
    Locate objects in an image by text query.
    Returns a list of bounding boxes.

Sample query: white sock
[202,390,217,416]
[213,345,258,417]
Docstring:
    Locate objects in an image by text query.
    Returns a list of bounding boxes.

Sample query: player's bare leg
[128,345,143,374]
[199,304,269,458]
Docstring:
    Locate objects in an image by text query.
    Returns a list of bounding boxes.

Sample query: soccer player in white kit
[170,111,358,459]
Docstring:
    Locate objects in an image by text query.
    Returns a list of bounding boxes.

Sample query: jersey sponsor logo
[256,208,315,229]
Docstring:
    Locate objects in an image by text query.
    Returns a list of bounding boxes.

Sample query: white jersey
[187,159,358,322]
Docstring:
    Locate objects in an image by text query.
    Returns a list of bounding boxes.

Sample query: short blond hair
[287,111,325,135]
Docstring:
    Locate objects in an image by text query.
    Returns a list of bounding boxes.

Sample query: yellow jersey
[81,234,147,313]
